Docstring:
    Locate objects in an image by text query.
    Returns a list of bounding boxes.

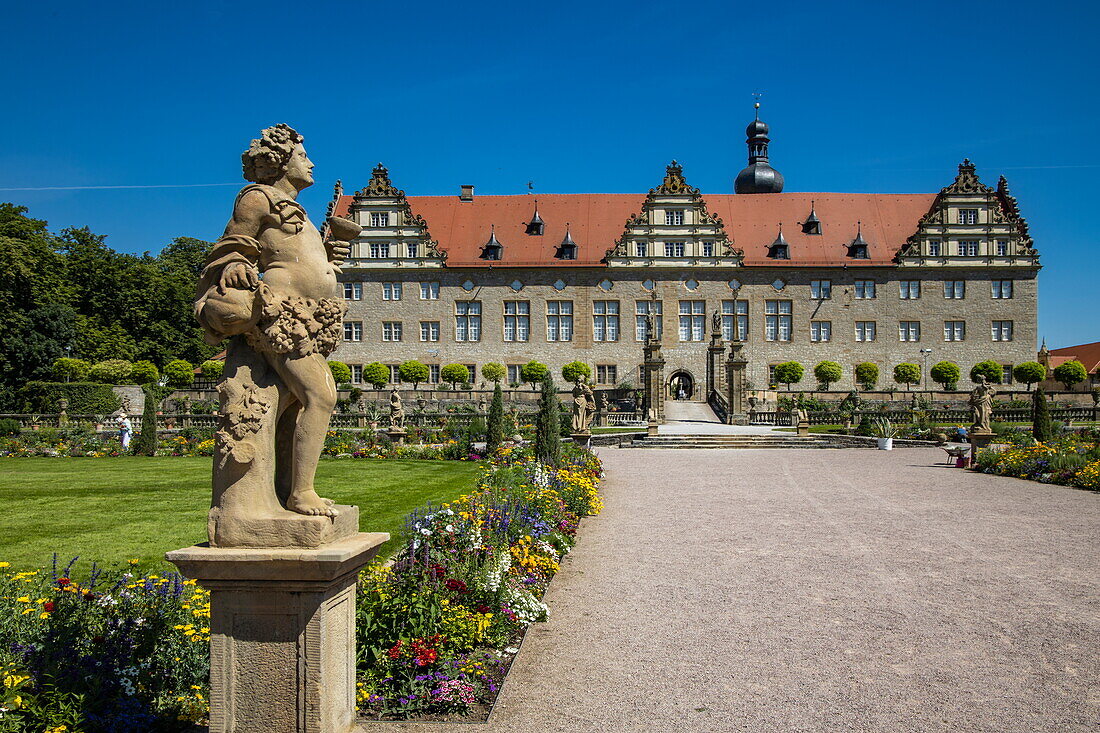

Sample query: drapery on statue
[712,308,722,334]
[643,312,656,345]
[389,389,405,429]
[194,124,362,547]
[969,376,996,433]
[571,381,597,434]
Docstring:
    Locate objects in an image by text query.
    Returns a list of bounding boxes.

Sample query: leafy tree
[1052,360,1088,390]
[813,361,842,390]
[441,364,470,390]
[328,360,352,385]
[535,373,561,466]
[89,359,134,385]
[854,362,879,391]
[520,361,549,389]
[486,382,504,455]
[164,359,194,388]
[561,361,592,384]
[131,360,160,384]
[481,363,506,384]
[930,361,961,390]
[969,360,1003,384]
[200,360,225,380]
[399,360,430,389]
[1032,386,1053,442]
[363,362,389,389]
[1012,361,1046,391]
[51,357,90,382]
[773,361,803,390]
[892,363,921,390]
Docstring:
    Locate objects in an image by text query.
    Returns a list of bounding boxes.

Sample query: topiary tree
[773,361,804,391]
[561,361,592,384]
[51,357,90,382]
[1032,386,1053,442]
[486,381,504,455]
[813,361,842,391]
[520,360,549,389]
[892,363,921,390]
[970,360,1002,384]
[163,359,194,388]
[441,363,470,390]
[481,362,506,384]
[363,362,389,390]
[854,362,879,391]
[534,373,561,467]
[131,385,159,457]
[328,360,352,386]
[89,359,134,385]
[1012,361,1046,391]
[930,361,961,390]
[131,360,160,385]
[1053,360,1088,390]
[399,360,430,389]
[200,359,224,380]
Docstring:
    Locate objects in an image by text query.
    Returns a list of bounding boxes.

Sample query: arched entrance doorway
[668,371,695,400]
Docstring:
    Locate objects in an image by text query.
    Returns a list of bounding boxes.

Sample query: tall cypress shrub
[535,373,561,467]
[486,382,504,455]
[131,385,159,456]
[1032,386,1052,443]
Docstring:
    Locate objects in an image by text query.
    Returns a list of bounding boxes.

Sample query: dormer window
[556,227,578,260]
[847,223,870,259]
[665,210,685,226]
[767,226,789,259]
[369,212,390,227]
[481,227,503,261]
[958,208,978,225]
[801,201,822,234]
[524,200,545,236]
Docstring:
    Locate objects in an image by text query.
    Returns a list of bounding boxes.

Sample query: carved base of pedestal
[209,504,359,549]
[570,432,591,446]
[167,532,388,733]
[647,421,659,438]
[969,430,996,467]
[797,421,810,437]
[386,429,407,445]
[726,413,748,426]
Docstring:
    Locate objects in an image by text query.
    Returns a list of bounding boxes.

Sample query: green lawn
[0,458,481,571]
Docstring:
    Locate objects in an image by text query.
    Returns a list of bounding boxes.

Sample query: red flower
[414,648,437,666]
[387,641,403,660]
[444,578,467,593]
[57,577,70,587]
[475,604,491,614]
[43,601,55,612]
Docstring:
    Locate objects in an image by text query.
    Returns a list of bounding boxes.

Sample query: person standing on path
[116,412,132,449]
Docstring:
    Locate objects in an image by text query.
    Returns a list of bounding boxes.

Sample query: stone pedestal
[167,533,388,733]
[796,420,810,437]
[642,341,665,422]
[386,428,407,446]
[969,430,995,467]
[707,333,725,397]
[647,417,659,438]
[725,341,749,425]
[570,432,591,447]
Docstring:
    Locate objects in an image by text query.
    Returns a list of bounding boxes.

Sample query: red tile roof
[334,192,937,268]
[1050,342,1100,374]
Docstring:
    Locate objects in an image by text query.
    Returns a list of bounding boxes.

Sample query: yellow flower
[16,596,30,603]
[39,612,50,619]
[128,559,140,565]
[0,561,9,568]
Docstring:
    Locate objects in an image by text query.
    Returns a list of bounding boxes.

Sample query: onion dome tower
[734,103,784,194]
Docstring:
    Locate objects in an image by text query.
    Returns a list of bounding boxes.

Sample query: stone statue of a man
[194,124,361,546]
[390,389,405,429]
[571,381,596,434]
[969,376,996,434]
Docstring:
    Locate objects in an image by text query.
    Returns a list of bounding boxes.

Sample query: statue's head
[242,124,313,189]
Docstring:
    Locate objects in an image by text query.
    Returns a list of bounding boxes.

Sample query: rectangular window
[596,365,618,385]
[810,321,832,342]
[665,210,684,226]
[1002,365,1014,384]
[382,282,402,301]
[996,240,1008,256]
[636,241,647,257]
[547,300,573,342]
[944,321,966,341]
[350,364,363,384]
[928,240,941,257]
[389,365,401,384]
[593,300,620,342]
[343,282,362,300]
[635,299,663,341]
[503,301,530,342]
[958,240,980,257]
[455,301,481,342]
[382,322,402,342]
[419,321,440,342]
[721,300,748,341]
[368,242,391,259]
[406,242,419,258]
[420,282,440,300]
[663,242,685,258]
[854,280,876,299]
[678,300,706,342]
[899,321,921,342]
[701,241,714,257]
[507,364,522,385]
[944,280,966,299]
[900,280,921,299]
[464,365,476,385]
[429,364,441,384]
[958,208,978,225]
[369,212,390,227]
[343,321,362,341]
[991,280,1013,299]
[992,321,1014,342]
[810,280,832,299]
[765,300,792,342]
[855,321,876,342]
[768,364,779,385]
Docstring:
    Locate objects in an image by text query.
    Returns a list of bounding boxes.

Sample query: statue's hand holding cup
[326,216,361,265]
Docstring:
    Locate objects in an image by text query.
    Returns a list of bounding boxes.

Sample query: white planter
[876,437,894,450]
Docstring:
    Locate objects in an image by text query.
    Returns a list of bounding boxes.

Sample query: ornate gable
[346,163,446,265]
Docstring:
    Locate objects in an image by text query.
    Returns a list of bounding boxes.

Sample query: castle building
[328,108,1039,396]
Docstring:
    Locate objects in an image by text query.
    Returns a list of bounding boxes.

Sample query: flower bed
[974,430,1100,489]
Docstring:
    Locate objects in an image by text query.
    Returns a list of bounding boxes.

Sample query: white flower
[445,524,454,533]
[420,528,431,536]
[412,540,421,550]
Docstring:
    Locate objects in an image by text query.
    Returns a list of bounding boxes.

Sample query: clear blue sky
[2,0,1097,350]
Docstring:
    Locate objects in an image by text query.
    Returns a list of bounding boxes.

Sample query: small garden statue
[390,388,405,429]
[478,397,487,413]
[571,381,596,434]
[969,376,996,434]
[712,308,722,335]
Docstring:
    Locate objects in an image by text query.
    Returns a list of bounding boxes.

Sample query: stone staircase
[624,433,841,449]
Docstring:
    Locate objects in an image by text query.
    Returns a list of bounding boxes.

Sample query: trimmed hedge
[20,381,122,414]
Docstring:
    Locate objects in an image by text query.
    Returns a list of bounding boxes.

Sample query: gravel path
[362,448,1100,732]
